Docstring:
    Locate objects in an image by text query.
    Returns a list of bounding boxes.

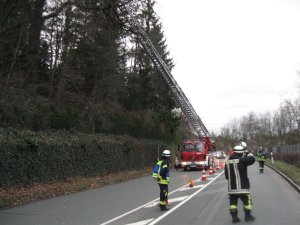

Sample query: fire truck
[179,138,214,171]
[118,3,215,168]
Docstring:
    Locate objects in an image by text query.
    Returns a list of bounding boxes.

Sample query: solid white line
[99,182,190,225]
[179,185,204,191]
[99,198,158,225]
[125,218,155,225]
[147,171,224,225]
[144,196,188,208]
[99,172,223,225]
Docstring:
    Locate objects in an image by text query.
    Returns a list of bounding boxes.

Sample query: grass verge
[265,159,300,186]
[0,167,152,209]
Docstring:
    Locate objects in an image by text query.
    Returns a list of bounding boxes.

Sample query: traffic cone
[209,163,214,175]
[201,167,207,180]
[189,179,194,187]
[216,162,220,170]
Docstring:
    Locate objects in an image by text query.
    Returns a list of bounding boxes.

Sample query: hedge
[0,128,169,189]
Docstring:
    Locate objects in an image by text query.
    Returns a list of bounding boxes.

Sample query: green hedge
[0,128,168,189]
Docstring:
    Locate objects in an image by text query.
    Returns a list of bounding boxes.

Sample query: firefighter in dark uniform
[225,145,256,223]
[257,147,266,173]
[240,141,249,157]
[152,150,170,211]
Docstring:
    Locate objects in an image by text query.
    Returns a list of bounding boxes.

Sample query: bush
[0,128,166,189]
[272,152,300,167]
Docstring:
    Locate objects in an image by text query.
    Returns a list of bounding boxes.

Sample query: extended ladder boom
[118,4,210,138]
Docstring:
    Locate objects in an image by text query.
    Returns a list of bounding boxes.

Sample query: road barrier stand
[216,161,220,170]
[209,162,214,175]
[201,167,207,180]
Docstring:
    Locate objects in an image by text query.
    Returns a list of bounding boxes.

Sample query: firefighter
[243,149,249,157]
[152,150,171,211]
[240,141,247,149]
[257,147,266,173]
[225,145,256,223]
[240,141,249,157]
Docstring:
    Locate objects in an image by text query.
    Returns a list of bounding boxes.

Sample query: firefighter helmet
[162,150,171,157]
[233,146,244,153]
[240,142,247,149]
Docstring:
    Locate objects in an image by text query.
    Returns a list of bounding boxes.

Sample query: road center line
[147,171,224,225]
[99,171,223,225]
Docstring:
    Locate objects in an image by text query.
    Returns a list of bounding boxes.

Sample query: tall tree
[0,0,29,94]
[123,0,179,134]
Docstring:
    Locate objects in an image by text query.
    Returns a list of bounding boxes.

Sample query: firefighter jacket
[257,150,266,161]
[225,153,255,194]
[152,156,170,184]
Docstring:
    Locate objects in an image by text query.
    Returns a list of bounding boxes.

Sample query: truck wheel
[183,167,187,171]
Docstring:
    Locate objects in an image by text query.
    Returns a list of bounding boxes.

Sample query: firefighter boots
[244,210,256,222]
[230,210,241,223]
[160,205,169,211]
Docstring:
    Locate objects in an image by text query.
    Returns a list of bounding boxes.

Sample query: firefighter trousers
[259,161,265,170]
[229,194,252,211]
[158,183,168,205]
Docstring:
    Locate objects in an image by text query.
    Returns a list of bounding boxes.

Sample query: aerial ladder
[117,3,211,141]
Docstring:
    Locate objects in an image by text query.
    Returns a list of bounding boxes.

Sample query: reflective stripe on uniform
[152,161,163,178]
[229,205,238,210]
[243,194,252,210]
[158,179,169,184]
[228,189,250,194]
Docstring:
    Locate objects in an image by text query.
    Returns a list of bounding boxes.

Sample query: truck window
[195,143,204,151]
[183,143,204,152]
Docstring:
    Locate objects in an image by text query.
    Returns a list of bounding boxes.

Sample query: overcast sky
[154,0,300,135]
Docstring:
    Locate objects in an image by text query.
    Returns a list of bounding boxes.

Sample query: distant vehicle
[214,151,226,159]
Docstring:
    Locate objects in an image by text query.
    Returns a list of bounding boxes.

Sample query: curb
[265,163,300,194]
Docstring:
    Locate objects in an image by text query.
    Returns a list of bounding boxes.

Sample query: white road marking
[99,182,190,225]
[100,170,224,225]
[144,196,188,208]
[147,171,224,225]
[179,185,204,191]
[125,218,155,225]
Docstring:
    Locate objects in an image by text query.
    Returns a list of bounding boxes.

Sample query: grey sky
[155,0,300,134]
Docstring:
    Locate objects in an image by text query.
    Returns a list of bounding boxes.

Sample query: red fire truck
[179,137,214,171]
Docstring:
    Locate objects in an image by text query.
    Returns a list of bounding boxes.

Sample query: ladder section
[118,4,210,138]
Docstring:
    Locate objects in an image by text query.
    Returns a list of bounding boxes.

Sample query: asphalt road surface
[1,159,300,225]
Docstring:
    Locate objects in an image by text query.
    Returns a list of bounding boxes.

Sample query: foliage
[214,98,300,151]
[271,153,300,167]
[0,0,181,143]
[0,128,171,189]
[265,159,300,185]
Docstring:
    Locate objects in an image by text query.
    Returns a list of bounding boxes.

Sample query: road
[1,159,300,225]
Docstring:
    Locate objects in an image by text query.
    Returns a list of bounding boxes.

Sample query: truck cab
[179,139,212,171]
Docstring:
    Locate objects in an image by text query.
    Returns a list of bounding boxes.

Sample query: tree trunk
[24,0,46,93]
